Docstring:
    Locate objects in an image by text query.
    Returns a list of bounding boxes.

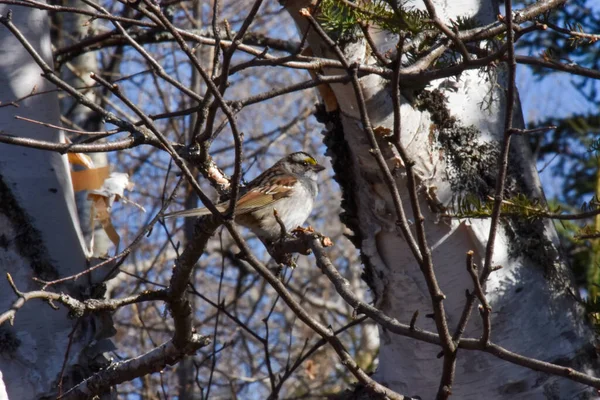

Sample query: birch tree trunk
[53,0,112,258]
[283,0,598,398]
[0,5,107,398]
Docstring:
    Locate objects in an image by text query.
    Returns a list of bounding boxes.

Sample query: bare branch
[1,273,167,326]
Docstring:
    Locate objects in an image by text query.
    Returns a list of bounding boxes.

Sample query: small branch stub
[410,310,419,331]
[299,8,311,17]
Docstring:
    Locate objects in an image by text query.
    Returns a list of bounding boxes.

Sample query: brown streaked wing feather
[234,175,296,212]
[264,176,297,199]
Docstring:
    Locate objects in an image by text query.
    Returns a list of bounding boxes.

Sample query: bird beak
[312,163,326,173]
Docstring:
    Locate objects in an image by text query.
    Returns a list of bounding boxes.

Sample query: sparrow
[164,152,326,243]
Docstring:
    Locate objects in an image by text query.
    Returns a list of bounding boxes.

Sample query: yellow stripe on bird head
[304,156,317,165]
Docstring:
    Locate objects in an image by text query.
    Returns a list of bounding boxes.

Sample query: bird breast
[240,180,316,242]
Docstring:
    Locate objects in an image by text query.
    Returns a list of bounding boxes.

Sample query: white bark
[284,0,597,399]
[54,0,112,257]
[0,5,97,398]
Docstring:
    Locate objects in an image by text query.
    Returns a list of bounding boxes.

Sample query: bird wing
[234,175,296,213]
[163,176,297,219]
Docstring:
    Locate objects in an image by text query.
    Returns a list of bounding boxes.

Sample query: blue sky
[517,62,599,199]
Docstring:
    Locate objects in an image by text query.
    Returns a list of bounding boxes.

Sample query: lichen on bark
[415,88,502,199]
[415,88,557,269]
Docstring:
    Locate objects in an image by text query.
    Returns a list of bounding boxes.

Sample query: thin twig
[14,115,120,135]
[57,319,81,398]
[359,22,389,65]
[482,0,518,282]
[422,0,471,61]
[465,251,491,345]
[545,20,600,43]
[205,232,227,399]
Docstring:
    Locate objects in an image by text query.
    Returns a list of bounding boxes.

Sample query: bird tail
[163,207,214,219]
